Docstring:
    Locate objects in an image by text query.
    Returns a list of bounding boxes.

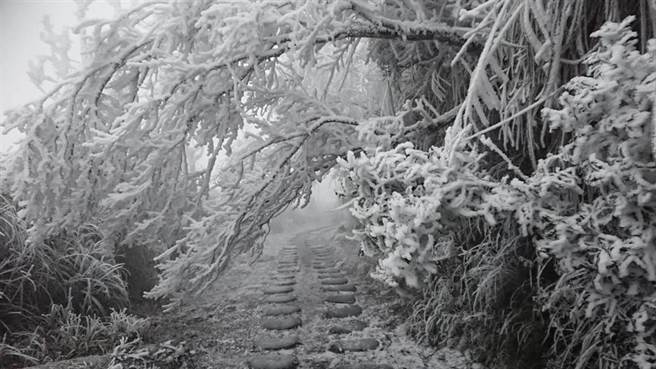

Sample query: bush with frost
[340,17,656,369]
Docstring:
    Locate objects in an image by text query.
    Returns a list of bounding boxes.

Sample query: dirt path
[26,225,481,369]
[175,225,479,369]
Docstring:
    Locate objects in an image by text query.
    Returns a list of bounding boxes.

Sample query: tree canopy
[1,0,466,307]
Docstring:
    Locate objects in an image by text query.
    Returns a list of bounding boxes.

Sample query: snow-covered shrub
[338,142,498,287]
[337,135,545,368]
[340,16,656,369]
[531,17,656,369]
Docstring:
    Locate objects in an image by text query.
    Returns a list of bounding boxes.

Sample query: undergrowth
[0,194,147,367]
[339,17,656,369]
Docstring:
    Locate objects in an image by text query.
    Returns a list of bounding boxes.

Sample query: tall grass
[0,194,139,367]
[406,219,550,368]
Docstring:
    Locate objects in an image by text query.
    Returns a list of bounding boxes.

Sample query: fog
[269,172,351,233]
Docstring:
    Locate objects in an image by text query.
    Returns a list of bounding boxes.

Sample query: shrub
[337,139,548,368]
[532,17,656,369]
[339,16,656,369]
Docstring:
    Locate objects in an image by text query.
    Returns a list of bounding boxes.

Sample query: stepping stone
[273,279,296,286]
[314,266,337,271]
[274,274,295,280]
[328,338,379,353]
[262,304,301,316]
[248,353,298,369]
[264,286,294,294]
[325,294,356,304]
[324,305,362,318]
[265,294,297,303]
[334,365,393,369]
[320,277,348,285]
[317,268,341,274]
[321,284,356,292]
[328,319,368,334]
[254,334,300,350]
[262,315,302,330]
[277,269,298,274]
[318,273,345,280]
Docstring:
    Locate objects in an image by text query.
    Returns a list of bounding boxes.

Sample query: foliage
[0,194,128,320]
[0,194,136,367]
[339,14,656,369]
[337,132,547,368]
[108,338,196,369]
[2,1,656,369]
[532,17,656,369]
[1,303,147,367]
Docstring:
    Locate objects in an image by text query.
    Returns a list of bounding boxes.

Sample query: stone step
[274,273,297,279]
[328,338,379,353]
[265,294,297,303]
[272,279,296,287]
[334,364,394,369]
[262,304,301,316]
[262,315,302,330]
[316,268,342,274]
[321,284,357,292]
[273,274,295,280]
[248,353,298,369]
[277,269,299,274]
[320,277,349,285]
[324,294,356,304]
[254,334,300,350]
[328,319,368,334]
[263,285,294,295]
[324,305,363,318]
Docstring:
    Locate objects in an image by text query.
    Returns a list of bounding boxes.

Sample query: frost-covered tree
[2,0,654,313]
[4,1,656,368]
[1,0,470,308]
